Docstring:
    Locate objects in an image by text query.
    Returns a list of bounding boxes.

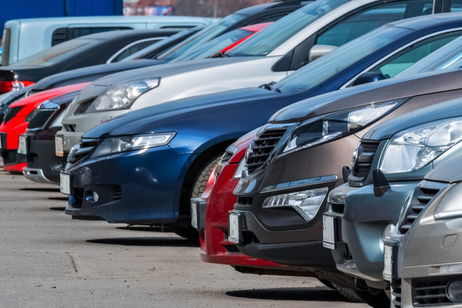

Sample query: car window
[227,0,349,57]
[316,0,434,47]
[370,31,462,78]
[51,26,132,46]
[109,38,162,63]
[171,29,254,62]
[11,38,97,67]
[157,13,246,61]
[450,0,462,11]
[275,25,413,93]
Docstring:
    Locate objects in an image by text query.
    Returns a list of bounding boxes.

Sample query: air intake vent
[413,277,453,306]
[51,28,68,46]
[398,181,446,234]
[349,141,380,185]
[246,128,287,174]
[3,106,23,123]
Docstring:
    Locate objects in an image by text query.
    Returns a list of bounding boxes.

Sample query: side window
[109,38,163,63]
[51,27,132,46]
[449,0,462,11]
[316,0,434,47]
[369,31,462,77]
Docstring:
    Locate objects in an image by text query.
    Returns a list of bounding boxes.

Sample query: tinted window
[316,0,434,46]
[372,31,462,77]
[12,38,97,67]
[227,0,349,57]
[172,29,254,62]
[275,26,412,93]
[157,13,246,61]
[51,27,132,46]
[110,38,162,62]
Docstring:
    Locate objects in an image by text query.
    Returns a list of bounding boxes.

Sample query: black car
[0,29,186,93]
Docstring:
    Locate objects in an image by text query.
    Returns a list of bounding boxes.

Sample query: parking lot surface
[0,171,368,307]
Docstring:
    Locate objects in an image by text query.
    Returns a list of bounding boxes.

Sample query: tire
[318,278,335,290]
[173,156,221,241]
[332,284,363,303]
[354,289,390,308]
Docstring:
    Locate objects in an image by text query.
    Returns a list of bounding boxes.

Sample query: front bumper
[65,144,190,224]
[325,182,418,286]
[24,133,64,184]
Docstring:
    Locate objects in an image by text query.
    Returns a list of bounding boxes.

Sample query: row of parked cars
[2,0,462,306]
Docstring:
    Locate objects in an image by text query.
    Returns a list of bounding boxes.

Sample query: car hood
[11,83,89,108]
[33,59,164,91]
[91,57,263,87]
[424,154,462,184]
[363,97,462,141]
[83,86,274,138]
[269,68,462,124]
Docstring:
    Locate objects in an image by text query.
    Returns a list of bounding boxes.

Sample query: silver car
[57,0,443,156]
[384,156,462,307]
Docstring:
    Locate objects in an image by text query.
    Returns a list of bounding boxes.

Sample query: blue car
[63,13,462,239]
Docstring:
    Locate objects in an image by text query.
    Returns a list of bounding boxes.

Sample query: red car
[0,83,89,172]
[193,130,285,273]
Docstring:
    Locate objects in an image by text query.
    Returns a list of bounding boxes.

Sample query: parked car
[385,152,462,307]
[0,83,88,172]
[59,11,462,275]
[0,29,187,94]
[1,16,211,66]
[230,62,462,296]
[19,23,270,185]
[20,91,83,183]
[323,97,462,294]
[58,0,447,158]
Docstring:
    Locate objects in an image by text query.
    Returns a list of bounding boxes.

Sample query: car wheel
[173,156,221,241]
[332,284,363,302]
[354,288,390,308]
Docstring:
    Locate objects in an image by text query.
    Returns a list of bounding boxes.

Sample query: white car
[58,0,449,155]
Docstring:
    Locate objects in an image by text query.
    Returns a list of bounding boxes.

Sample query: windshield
[157,13,246,61]
[398,36,462,77]
[171,28,254,62]
[276,25,412,93]
[228,0,348,57]
[11,38,97,67]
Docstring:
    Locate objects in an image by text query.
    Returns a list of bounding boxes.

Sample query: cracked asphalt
[0,171,369,307]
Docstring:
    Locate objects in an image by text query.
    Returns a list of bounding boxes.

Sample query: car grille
[397,181,446,234]
[349,140,380,185]
[3,106,23,124]
[67,138,99,164]
[246,128,287,174]
[28,109,57,129]
[412,277,455,306]
[391,280,402,308]
[1,150,17,165]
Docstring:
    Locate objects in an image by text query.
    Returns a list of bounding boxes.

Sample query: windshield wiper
[211,52,231,58]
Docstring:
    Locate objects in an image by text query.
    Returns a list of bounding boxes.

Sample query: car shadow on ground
[226,287,345,302]
[20,187,60,192]
[86,237,197,247]
[49,206,66,211]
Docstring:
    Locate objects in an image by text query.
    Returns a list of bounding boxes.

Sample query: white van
[1,16,213,65]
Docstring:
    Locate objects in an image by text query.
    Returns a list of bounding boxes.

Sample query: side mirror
[352,71,389,87]
[308,44,337,62]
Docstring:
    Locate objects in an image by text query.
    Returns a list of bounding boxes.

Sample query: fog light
[262,187,328,221]
[448,280,462,303]
[85,190,99,203]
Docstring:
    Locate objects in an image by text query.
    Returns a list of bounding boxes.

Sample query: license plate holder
[323,214,337,249]
[18,135,27,155]
[60,172,71,195]
[228,211,243,244]
[190,198,206,231]
[55,135,64,157]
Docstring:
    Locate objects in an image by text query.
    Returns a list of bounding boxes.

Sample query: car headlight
[282,100,401,154]
[93,79,160,111]
[380,118,462,174]
[262,187,328,221]
[233,158,247,179]
[91,132,175,157]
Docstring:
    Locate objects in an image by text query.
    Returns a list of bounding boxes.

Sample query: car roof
[5,16,213,25]
[235,1,311,16]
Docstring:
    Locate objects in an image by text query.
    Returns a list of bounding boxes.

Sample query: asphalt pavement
[0,170,368,307]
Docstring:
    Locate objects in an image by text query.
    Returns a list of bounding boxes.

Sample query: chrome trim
[261,174,338,193]
[23,168,55,184]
